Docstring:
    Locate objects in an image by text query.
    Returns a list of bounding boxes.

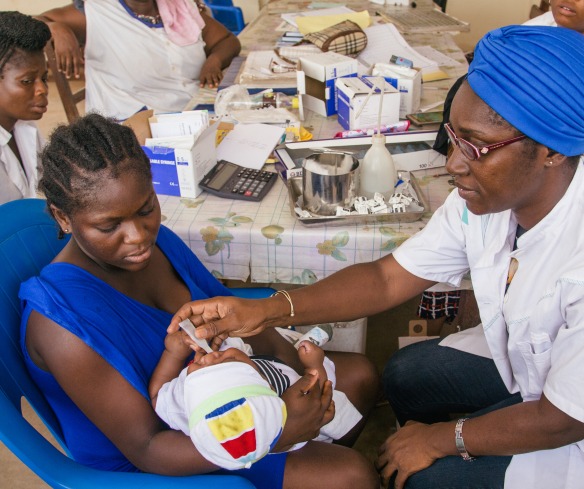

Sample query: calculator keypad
[231,170,274,199]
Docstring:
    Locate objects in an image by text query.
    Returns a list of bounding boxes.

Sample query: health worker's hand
[169,296,268,340]
[377,420,442,489]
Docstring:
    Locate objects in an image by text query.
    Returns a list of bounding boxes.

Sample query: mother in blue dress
[19,114,379,489]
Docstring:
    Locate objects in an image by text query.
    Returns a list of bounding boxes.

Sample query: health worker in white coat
[168,25,584,489]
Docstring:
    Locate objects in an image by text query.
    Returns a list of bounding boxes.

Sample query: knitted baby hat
[185,361,287,470]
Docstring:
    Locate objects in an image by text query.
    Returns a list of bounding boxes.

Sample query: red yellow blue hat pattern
[186,362,286,470]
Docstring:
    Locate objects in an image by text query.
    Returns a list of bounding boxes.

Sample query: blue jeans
[382,338,522,489]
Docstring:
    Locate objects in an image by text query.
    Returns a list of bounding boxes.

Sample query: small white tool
[178,319,213,354]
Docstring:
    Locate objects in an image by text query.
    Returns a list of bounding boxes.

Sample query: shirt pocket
[517,332,553,398]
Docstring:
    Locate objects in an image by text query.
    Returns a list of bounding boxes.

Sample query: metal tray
[287,172,428,227]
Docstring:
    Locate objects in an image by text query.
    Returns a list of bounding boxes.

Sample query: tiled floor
[0,80,418,486]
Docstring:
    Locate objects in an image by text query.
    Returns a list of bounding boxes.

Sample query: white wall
[233,0,261,24]
[447,0,536,52]
[0,0,69,15]
[0,0,262,23]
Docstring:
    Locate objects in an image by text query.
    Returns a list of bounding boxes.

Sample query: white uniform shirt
[394,160,584,489]
[84,0,207,120]
[0,121,43,205]
[523,11,557,27]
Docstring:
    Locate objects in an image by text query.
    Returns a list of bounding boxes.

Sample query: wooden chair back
[530,0,550,19]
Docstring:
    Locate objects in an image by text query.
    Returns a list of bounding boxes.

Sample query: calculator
[199,160,278,201]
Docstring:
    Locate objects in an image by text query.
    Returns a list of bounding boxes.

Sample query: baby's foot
[297,340,327,385]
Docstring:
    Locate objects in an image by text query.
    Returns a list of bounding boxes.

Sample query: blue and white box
[143,122,218,198]
[372,63,422,119]
[297,51,358,117]
[336,76,400,130]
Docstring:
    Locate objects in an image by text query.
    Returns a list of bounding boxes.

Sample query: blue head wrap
[468,25,584,156]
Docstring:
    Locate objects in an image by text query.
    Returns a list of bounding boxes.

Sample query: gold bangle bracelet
[271,290,295,317]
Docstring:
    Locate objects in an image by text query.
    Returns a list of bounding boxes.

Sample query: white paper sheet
[149,110,209,138]
[358,24,438,73]
[413,45,463,67]
[216,123,285,170]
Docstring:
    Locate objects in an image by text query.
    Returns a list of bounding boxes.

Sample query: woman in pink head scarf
[36,0,241,119]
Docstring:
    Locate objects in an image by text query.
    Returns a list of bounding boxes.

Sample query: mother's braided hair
[39,113,152,234]
[0,11,51,75]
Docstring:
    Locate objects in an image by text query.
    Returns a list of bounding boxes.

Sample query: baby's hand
[164,330,196,358]
[297,340,328,388]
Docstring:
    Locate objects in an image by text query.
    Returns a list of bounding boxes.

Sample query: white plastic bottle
[359,133,397,200]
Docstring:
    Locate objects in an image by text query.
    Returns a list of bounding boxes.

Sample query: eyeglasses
[444,123,527,161]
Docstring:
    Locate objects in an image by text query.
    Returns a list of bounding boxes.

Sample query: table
[162,0,467,284]
[160,169,454,283]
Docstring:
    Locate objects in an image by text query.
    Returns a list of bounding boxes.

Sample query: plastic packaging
[294,324,334,348]
[334,120,410,138]
[214,85,298,117]
[261,91,299,109]
[359,133,398,200]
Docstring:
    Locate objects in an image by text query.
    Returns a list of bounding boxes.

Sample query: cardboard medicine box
[297,51,358,117]
[372,63,422,119]
[123,110,218,198]
[336,76,400,130]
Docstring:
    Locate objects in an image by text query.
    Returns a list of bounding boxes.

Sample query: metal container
[302,152,360,216]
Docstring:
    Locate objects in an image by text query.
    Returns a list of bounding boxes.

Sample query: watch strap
[455,418,475,461]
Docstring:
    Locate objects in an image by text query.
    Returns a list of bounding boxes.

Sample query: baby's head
[185,350,286,470]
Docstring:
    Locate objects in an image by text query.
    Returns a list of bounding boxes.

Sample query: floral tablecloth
[158,169,453,284]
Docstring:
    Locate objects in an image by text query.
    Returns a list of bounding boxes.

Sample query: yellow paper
[421,69,450,83]
[296,11,371,35]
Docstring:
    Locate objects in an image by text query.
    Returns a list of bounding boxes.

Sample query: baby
[149,329,361,470]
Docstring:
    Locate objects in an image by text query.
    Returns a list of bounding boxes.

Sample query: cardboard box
[372,63,422,119]
[297,52,358,117]
[336,76,400,130]
[123,110,218,198]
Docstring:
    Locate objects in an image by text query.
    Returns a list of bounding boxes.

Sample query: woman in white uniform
[167,26,584,489]
[0,12,50,205]
[524,0,584,30]
[37,0,241,120]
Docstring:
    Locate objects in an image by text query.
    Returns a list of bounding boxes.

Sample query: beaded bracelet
[271,290,295,317]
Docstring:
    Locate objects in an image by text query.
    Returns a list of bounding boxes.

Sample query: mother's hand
[274,371,335,452]
[169,296,269,339]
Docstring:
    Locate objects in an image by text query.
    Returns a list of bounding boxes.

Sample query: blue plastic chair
[0,198,274,489]
[206,3,246,35]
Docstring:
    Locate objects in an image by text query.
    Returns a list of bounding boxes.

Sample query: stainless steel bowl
[302,152,360,216]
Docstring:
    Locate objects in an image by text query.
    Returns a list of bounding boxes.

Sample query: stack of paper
[148,110,209,138]
[217,123,285,170]
[358,24,449,82]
